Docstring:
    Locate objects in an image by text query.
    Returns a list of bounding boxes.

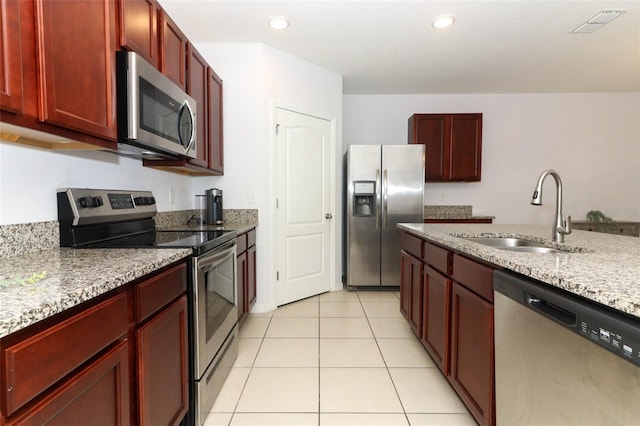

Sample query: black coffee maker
[205,188,223,225]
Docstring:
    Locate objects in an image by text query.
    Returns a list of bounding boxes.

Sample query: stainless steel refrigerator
[344,144,425,287]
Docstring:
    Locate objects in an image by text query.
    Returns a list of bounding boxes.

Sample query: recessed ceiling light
[269,16,289,30]
[432,15,455,29]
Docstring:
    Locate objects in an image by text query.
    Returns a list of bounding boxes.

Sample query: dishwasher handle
[526,293,577,327]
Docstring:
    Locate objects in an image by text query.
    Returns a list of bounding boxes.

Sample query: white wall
[0,42,342,314]
[343,93,640,224]
[0,143,193,225]
[193,43,343,312]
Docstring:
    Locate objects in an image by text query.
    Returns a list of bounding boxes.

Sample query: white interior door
[275,108,333,306]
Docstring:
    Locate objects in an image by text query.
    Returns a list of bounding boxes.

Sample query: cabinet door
[409,254,423,338]
[158,8,187,90]
[450,282,494,426]
[35,0,117,141]
[247,244,257,308]
[400,250,423,335]
[119,0,158,67]
[237,251,248,323]
[450,114,482,181]
[207,67,224,173]
[399,251,412,320]
[409,114,449,181]
[136,296,188,426]
[6,341,130,426]
[0,0,24,114]
[421,265,452,375]
[187,44,209,168]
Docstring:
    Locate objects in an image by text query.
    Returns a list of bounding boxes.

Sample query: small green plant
[586,210,613,224]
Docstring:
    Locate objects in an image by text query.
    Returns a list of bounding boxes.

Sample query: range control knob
[134,196,146,206]
[78,196,104,208]
[78,196,94,208]
[147,196,156,205]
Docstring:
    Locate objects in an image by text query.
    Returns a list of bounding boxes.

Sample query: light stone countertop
[0,247,191,338]
[398,223,640,320]
[156,209,258,235]
[423,205,494,221]
[0,210,259,340]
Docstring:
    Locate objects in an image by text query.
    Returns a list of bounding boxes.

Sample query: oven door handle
[198,240,237,271]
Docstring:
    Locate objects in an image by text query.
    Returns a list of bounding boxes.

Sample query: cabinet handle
[325,213,332,219]
[526,293,576,327]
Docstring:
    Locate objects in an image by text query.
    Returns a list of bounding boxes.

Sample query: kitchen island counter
[398,223,640,319]
[0,247,191,338]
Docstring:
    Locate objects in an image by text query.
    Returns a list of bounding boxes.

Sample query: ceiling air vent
[572,10,625,33]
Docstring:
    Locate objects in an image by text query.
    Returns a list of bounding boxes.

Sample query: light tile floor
[204,290,476,426]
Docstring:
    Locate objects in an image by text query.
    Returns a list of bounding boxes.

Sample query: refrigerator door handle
[382,169,389,228]
[375,169,381,229]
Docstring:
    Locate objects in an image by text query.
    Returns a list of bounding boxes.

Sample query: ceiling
[158,1,640,94]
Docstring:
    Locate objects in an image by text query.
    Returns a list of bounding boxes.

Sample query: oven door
[193,240,238,378]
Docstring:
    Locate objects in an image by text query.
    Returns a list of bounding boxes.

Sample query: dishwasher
[493,270,640,426]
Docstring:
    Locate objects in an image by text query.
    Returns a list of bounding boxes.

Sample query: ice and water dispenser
[352,181,376,217]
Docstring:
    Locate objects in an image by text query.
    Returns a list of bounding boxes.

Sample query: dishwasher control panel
[494,270,640,367]
[579,317,640,366]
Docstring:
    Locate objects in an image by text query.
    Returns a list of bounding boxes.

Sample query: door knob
[325,213,333,219]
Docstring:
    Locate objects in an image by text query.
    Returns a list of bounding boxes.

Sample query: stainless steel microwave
[116,51,197,159]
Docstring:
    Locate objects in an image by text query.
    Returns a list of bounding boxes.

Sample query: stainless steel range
[57,188,238,426]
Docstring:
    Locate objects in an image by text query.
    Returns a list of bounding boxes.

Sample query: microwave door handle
[177,100,196,153]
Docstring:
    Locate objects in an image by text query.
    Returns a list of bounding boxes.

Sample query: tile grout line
[357,289,412,424]
[229,314,273,423]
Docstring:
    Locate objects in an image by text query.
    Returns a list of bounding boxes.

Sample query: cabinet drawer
[452,254,494,302]
[236,232,247,253]
[2,293,128,415]
[6,340,130,425]
[401,232,423,259]
[247,228,256,247]
[135,262,187,323]
[424,241,452,275]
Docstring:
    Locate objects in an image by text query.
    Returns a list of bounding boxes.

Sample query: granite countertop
[0,247,191,338]
[156,209,258,235]
[398,223,640,319]
[0,209,259,340]
[423,205,494,221]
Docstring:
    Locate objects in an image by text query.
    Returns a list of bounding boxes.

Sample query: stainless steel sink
[463,237,566,254]
[497,246,564,254]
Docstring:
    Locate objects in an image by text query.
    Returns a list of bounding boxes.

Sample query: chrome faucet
[531,169,572,243]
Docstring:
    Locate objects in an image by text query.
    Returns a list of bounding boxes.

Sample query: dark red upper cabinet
[119,0,159,68]
[187,44,209,169]
[158,7,187,90]
[0,0,24,114]
[35,0,118,142]
[207,67,224,173]
[409,113,482,182]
